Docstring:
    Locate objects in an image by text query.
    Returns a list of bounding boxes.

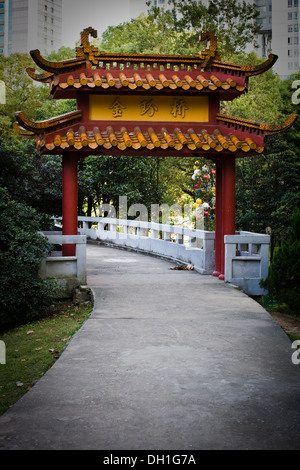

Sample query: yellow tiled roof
[31,126,263,154]
[52,72,245,93]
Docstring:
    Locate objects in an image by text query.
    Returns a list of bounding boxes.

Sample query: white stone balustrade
[76,216,216,275]
[39,231,87,296]
[51,217,271,296]
[224,231,270,296]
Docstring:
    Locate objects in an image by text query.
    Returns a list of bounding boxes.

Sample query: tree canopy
[99,0,260,56]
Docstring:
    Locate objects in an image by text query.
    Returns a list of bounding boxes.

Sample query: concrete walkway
[1,243,300,450]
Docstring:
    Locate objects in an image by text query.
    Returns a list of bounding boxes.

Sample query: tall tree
[99,0,260,56]
[235,71,300,254]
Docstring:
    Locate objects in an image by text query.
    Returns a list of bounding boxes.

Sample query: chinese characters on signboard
[89,95,208,122]
[109,98,126,118]
[109,97,189,119]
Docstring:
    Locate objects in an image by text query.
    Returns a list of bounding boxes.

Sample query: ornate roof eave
[13,111,265,156]
[217,113,298,135]
[38,126,265,156]
[27,27,277,83]
[13,122,35,137]
[14,107,296,144]
[29,49,88,75]
[27,51,277,82]
[211,53,278,77]
[14,110,83,134]
[52,72,246,94]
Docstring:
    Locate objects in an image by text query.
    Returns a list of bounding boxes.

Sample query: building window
[288,37,293,44]
[294,12,298,20]
[289,25,293,32]
[288,49,293,56]
[288,12,293,20]
[295,24,299,32]
[288,0,292,6]
[294,36,299,44]
[295,0,298,6]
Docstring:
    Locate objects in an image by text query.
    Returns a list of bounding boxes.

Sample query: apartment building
[1,0,62,56]
[271,0,299,77]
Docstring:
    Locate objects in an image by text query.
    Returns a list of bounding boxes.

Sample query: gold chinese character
[140,99,158,117]
[170,99,189,119]
[109,98,126,118]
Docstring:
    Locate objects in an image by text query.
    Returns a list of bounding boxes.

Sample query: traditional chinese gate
[15,28,296,280]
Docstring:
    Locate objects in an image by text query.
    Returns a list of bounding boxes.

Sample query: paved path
[1,243,300,450]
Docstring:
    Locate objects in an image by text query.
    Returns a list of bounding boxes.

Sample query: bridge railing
[74,216,216,275]
[52,217,270,295]
[224,232,270,296]
[39,231,87,296]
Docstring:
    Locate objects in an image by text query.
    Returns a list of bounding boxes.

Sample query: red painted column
[219,155,236,281]
[212,160,222,277]
[62,153,79,256]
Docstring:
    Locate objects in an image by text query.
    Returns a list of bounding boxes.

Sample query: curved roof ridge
[15,110,82,133]
[217,113,297,135]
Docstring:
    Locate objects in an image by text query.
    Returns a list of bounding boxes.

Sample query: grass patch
[260,299,300,342]
[0,300,92,416]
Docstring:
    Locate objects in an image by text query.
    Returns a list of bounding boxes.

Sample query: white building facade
[271,0,299,78]
[1,0,62,56]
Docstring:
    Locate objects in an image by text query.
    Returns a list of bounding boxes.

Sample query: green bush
[260,206,300,313]
[0,188,57,330]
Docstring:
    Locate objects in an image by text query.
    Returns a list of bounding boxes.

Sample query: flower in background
[192,160,216,231]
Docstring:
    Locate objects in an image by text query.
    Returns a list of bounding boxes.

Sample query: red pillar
[219,155,236,281]
[212,159,222,277]
[62,153,79,256]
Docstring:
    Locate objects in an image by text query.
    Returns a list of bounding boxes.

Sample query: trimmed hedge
[260,206,300,313]
[0,188,57,330]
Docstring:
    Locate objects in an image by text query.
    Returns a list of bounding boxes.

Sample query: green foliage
[0,188,57,330]
[46,46,76,62]
[99,0,259,56]
[78,156,169,217]
[0,53,50,137]
[0,137,62,215]
[0,301,92,414]
[0,51,76,137]
[223,59,285,124]
[169,0,260,56]
[260,207,300,314]
[235,72,300,252]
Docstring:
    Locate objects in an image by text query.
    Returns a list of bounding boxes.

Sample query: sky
[61,0,146,48]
